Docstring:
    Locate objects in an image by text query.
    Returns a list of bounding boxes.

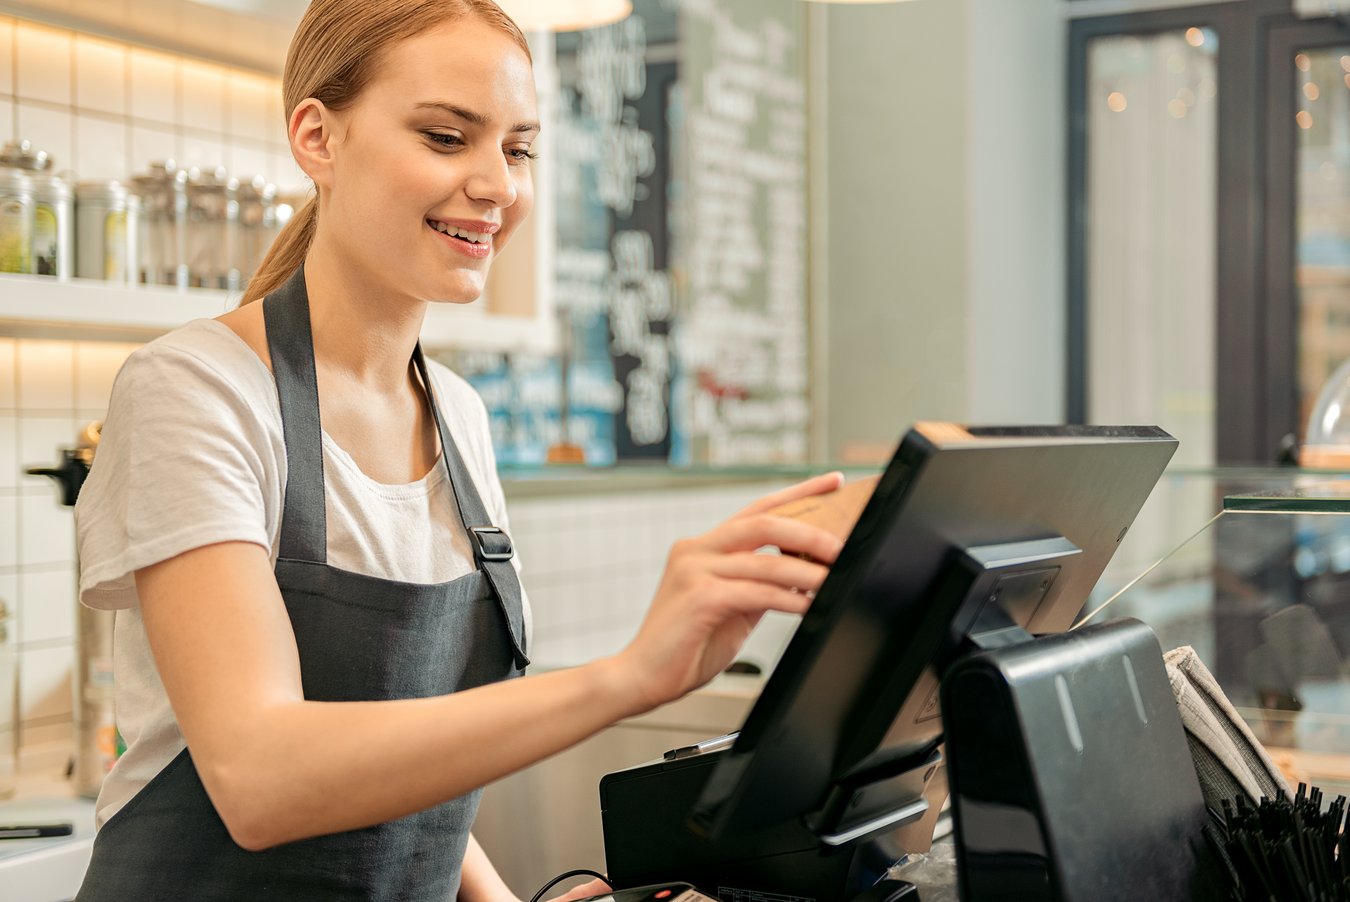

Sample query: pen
[0,822,75,839]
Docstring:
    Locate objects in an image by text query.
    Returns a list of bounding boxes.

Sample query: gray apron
[76,266,529,901]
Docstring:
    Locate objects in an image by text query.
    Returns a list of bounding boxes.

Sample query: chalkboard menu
[447,0,808,467]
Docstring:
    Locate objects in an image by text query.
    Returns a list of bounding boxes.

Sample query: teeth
[429,221,489,244]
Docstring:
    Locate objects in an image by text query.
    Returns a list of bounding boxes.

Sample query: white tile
[0,339,16,410]
[178,59,224,134]
[0,496,15,568]
[226,70,276,143]
[19,492,75,566]
[128,48,177,126]
[0,98,12,141]
[73,34,126,116]
[0,415,16,489]
[14,104,72,178]
[74,115,128,182]
[229,143,270,183]
[0,571,17,629]
[18,642,73,722]
[19,568,75,645]
[16,341,73,412]
[18,416,79,486]
[273,150,308,196]
[14,23,71,105]
[19,719,72,750]
[179,133,227,173]
[0,19,13,97]
[129,123,179,172]
[74,341,136,412]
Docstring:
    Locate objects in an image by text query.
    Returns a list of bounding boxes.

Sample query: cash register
[597,424,1223,902]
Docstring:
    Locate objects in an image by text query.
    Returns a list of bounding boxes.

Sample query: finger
[548,878,613,902]
[705,514,844,563]
[734,472,845,518]
[707,551,831,592]
[711,579,816,617]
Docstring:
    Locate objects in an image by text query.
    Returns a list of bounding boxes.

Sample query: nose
[465,145,517,208]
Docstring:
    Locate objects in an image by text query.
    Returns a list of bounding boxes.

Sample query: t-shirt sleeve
[75,342,278,611]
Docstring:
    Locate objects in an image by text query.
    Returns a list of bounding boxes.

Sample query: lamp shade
[496,0,632,31]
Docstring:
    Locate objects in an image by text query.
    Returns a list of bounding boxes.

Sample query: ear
[288,98,340,190]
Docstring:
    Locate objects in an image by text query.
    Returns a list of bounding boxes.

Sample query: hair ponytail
[241,195,318,304]
[236,0,530,305]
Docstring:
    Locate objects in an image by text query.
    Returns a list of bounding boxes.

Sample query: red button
[655,892,672,899]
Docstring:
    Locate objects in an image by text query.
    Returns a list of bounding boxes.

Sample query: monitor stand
[599,740,934,901]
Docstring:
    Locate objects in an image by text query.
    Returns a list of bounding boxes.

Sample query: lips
[426,218,497,259]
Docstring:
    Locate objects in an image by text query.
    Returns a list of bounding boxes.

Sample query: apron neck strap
[262,267,530,668]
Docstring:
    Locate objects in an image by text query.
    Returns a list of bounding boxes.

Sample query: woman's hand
[612,472,846,711]
[546,877,612,902]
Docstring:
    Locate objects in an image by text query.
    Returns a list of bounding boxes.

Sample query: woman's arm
[136,474,844,851]
[458,834,517,902]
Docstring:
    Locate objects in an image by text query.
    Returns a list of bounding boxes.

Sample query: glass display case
[1081,467,1350,799]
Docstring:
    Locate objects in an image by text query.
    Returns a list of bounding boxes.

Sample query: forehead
[364,18,536,118]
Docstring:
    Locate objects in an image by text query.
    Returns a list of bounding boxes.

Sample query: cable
[528,869,613,902]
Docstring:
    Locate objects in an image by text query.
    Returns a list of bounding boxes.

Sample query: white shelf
[0,274,558,352]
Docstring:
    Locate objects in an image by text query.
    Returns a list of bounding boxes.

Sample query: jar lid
[0,139,52,171]
[31,171,73,200]
[0,167,34,192]
[76,179,130,203]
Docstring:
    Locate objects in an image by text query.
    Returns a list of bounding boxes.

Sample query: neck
[301,231,428,393]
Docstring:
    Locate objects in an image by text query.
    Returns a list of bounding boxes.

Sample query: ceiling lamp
[496,0,633,31]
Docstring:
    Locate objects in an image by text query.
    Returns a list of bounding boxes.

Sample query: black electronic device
[600,424,1219,902]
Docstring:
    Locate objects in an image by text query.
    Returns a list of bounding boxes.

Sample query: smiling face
[298,18,538,304]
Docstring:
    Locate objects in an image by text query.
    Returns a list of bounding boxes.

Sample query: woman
[72,1,843,899]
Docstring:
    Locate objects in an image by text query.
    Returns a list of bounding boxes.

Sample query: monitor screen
[688,423,1178,842]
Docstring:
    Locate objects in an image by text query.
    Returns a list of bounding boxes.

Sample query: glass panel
[1086,29,1218,469]
[1082,470,1350,799]
[1294,47,1350,450]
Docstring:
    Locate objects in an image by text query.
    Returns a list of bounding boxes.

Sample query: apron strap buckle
[469,526,515,563]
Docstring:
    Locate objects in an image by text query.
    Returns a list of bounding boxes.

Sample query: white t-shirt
[74,318,531,828]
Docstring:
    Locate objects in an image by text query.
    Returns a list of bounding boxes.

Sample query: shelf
[0,274,558,351]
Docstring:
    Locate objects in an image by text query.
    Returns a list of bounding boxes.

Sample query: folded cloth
[1164,645,1290,811]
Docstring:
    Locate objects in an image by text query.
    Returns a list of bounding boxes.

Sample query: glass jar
[76,180,141,284]
[234,175,277,291]
[0,598,15,800]
[32,171,73,280]
[0,168,35,275]
[186,166,236,290]
[130,161,189,288]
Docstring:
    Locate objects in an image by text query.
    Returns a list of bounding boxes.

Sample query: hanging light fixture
[495,0,633,32]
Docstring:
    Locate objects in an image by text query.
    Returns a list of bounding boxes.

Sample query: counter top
[0,767,96,902]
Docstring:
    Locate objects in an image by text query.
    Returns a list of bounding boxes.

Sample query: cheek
[498,175,535,248]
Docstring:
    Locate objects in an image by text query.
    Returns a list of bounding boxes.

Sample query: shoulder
[425,356,489,425]
[115,319,276,414]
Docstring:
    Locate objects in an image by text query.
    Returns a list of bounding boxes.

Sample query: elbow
[200,758,288,852]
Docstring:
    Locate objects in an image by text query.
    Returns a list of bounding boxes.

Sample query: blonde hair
[241,0,531,304]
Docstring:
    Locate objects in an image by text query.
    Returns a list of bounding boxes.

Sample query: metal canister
[186,166,236,290]
[0,139,51,172]
[235,175,278,290]
[130,161,189,288]
[32,172,73,280]
[0,169,35,275]
[76,180,140,284]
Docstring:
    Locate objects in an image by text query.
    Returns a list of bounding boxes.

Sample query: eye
[507,147,539,163]
[423,131,464,149]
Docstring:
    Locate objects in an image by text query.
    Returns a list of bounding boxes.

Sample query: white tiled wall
[1,338,139,752]
[507,483,803,672]
[0,15,304,196]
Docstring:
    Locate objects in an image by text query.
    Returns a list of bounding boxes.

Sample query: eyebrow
[414,101,540,134]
